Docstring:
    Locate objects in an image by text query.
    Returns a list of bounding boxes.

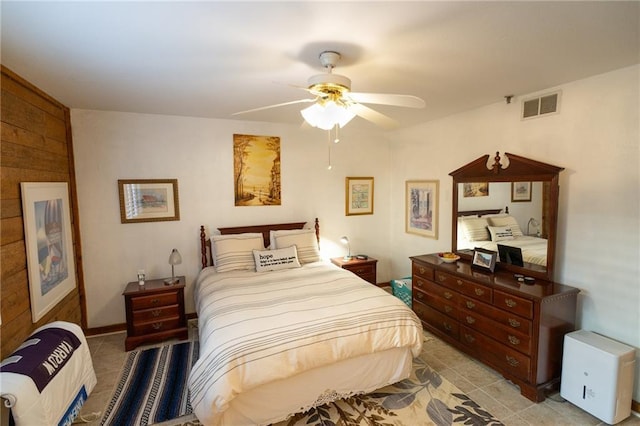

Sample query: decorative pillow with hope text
[253,245,301,272]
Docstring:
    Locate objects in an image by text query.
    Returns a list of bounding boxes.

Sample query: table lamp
[340,236,352,261]
[164,248,182,285]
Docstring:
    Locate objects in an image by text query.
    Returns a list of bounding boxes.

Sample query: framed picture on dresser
[471,247,497,272]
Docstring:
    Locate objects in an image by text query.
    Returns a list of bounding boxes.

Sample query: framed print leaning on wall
[21,182,77,322]
[118,179,180,223]
[406,180,439,239]
[345,177,374,215]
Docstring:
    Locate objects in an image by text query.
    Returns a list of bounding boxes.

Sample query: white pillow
[487,216,523,236]
[270,229,320,264]
[460,217,490,242]
[488,226,514,242]
[253,245,301,272]
[212,233,264,273]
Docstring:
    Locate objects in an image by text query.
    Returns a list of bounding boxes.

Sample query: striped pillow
[270,229,320,264]
[212,233,264,273]
[487,216,523,236]
[460,217,490,241]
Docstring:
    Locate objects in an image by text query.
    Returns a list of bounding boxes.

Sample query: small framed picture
[345,177,374,216]
[471,247,497,272]
[511,181,532,202]
[118,179,180,223]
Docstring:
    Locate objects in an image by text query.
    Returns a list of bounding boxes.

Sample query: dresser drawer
[460,325,531,382]
[459,309,531,354]
[412,262,434,280]
[132,304,181,323]
[414,301,459,339]
[494,289,533,319]
[436,271,492,303]
[414,289,458,319]
[415,278,459,304]
[130,291,180,310]
[133,317,182,335]
[461,295,532,336]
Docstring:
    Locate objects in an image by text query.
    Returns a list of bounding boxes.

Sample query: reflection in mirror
[456,182,547,269]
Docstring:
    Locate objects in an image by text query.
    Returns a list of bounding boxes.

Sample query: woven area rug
[154,341,504,426]
[101,341,199,426]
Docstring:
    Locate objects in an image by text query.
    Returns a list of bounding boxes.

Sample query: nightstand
[331,257,378,284]
[122,276,188,351]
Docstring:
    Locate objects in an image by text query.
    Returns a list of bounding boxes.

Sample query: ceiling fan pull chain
[327,130,333,170]
[334,124,340,143]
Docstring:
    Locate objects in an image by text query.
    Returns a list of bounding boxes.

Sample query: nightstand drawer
[344,263,375,275]
[131,291,179,310]
[132,304,181,323]
[133,317,182,335]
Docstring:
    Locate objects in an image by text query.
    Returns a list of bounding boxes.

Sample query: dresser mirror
[450,152,564,281]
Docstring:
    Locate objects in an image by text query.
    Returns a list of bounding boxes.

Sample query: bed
[457,209,548,266]
[188,219,424,426]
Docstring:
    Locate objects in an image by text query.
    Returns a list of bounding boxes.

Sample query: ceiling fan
[233,51,426,130]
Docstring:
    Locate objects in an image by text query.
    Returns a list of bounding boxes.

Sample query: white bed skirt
[219,346,414,426]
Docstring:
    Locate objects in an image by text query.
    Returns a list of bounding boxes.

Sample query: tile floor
[79,322,639,426]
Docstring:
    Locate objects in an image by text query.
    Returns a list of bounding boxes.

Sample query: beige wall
[387,65,640,401]
[70,112,393,329]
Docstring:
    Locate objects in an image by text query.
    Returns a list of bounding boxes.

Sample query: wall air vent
[522,91,560,120]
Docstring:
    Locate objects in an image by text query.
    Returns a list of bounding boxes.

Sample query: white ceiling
[2,1,638,129]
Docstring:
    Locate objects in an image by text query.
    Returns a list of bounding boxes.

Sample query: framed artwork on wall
[233,134,282,206]
[511,181,532,202]
[406,180,439,239]
[345,177,374,215]
[118,179,180,223]
[21,182,77,322]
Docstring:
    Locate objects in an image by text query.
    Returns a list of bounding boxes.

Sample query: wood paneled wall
[1,66,85,359]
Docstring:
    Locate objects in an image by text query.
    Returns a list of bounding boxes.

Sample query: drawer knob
[466,301,476,309]
[465,316,476,324]
[419,267,426,274]
[475,288,485,296]
[464,334,475,343]
[151,298,160,305]
[416,292,424,300]
[506,356,519,367]
[505,299,517,308]
[508,335,521,345]
[152,322,163,330]
[443,322,452,332]
[508,318,521,328]
[151,309,161,317]
[456,279,463,286]
[444,292,453,300]
[445,306,452,313]
[415,279,424,288]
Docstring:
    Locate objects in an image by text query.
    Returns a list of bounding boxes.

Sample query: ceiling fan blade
[348,92,425,109]
[349,103,399,130]
[232,98,315,116]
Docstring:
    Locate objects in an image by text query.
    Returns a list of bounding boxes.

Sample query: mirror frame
[450,152,564,281]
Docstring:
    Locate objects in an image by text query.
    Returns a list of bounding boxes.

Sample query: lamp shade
[340,236,351,260]
[301,101,356,130]
[168,248,182,266]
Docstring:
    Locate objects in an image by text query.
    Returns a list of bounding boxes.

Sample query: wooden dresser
[410,254,579,402]
[123,276,188,351]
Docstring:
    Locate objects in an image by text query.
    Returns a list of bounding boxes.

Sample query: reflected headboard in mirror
[450,152,564,280]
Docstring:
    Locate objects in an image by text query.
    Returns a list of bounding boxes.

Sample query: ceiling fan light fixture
[301,101,355,130]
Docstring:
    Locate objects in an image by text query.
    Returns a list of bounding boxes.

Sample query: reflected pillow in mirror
[460,217,490,241]
[488,226,514,242]
[487,215,523,236]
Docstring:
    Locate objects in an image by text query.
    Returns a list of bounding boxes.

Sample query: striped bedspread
[188,261,423,425]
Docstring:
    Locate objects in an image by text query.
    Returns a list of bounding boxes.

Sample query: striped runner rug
[101,341,199,426]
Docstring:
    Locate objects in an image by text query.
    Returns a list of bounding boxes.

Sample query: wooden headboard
[457,207,507,217]
[200,218,320,269]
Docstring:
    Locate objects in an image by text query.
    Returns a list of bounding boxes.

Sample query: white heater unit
[560,330,636,425]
